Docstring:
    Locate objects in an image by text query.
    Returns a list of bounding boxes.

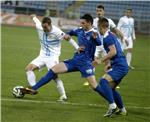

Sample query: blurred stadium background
[1,1,150,122]
[1,0,150,34]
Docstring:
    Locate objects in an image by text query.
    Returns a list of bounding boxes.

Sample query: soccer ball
[12,86,25,98]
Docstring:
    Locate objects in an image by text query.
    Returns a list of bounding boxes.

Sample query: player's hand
[77,46,85,54]
[125,39,129,46]
[63,34,71,41]
[30,14,36,19]
[92,57,101,67]
[92,32,98,40]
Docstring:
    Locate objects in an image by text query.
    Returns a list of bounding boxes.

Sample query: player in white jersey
[93,5,124,62]
[25,14,79,101]
[117,9,136,69]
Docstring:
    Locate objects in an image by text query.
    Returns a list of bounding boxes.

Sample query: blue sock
[112,89,124,109]
[95,78,114,104]
[32,69,56,90]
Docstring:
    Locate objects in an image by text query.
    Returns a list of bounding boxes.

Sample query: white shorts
[118,37,133,51]
[124,37,133,49]
[30,55,59,71]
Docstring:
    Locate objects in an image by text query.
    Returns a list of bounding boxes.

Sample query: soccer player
[93,5,124,40]
[95,17,128,117]
[83,4,124,86]
[117,8,136,69]
[25,14,79,101]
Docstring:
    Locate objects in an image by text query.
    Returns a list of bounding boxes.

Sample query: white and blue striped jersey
[117,16,136,40]
[33,17,65,57]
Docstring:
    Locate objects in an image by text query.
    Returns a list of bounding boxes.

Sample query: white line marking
[2,98,150,110]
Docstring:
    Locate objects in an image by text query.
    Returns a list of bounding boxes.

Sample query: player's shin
[26,71,36,86]
[32,69,56,90]
[112,89,124,109]
[126,52,132,66]
[94,78,115,106]
[54,78,67,100]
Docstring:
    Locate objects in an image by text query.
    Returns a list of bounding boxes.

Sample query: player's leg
[126,38,134,69]
[25,64,38,86]
[45,57,67,101]
[21,62,68,94]
[107,66,128,116]
[25,56,45,86]
[53,75,67,101]
[112,89,127,115]
[79,62,117,117]
[80,64,114,105]
[32,62,68,90]
[98,74,117,117]
[86,74,117,117]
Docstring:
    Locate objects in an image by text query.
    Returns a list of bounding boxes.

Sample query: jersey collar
[103,30,109,38]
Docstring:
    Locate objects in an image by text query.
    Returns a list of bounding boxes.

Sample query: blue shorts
[107,65,128,84]
[63,59,94,78]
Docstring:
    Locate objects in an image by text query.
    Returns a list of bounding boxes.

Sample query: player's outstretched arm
[63,34,79,50]
[30,14,36,19]
[30,14,42,29]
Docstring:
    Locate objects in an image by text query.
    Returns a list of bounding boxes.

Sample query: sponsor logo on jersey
[86,69,93,74]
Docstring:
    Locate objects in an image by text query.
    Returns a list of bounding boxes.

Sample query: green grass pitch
[1,25,150,122]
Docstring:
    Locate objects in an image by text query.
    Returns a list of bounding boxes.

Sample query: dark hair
[97,5,104,10]
[126,8,132,12]
[42,17,51,25]
[81,14,93,25]
[98,17,109,28]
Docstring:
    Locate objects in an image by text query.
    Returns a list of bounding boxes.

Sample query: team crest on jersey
[48,35,55,39]
[86,69,93,74]
[86,36,90,40]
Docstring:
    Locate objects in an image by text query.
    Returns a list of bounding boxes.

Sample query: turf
[1,25,150,122]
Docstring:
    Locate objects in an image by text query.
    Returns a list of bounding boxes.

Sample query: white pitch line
[1,98,150,110]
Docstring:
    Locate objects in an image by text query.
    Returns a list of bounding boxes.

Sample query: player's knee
[25,64,37,71]
[42,69,57,82]
[102,74,113,82]
[52,74,58,80]
[127,48,132,52]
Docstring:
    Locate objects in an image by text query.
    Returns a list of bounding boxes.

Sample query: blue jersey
[68,28,101,63]
[103,31,127,67]
[103,31,128,84]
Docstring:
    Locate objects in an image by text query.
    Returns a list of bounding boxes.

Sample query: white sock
[26,71,36,86]
[55,79,67,98]
[109,103,117,109]
[126,52,132,66]
[121,107,127,112]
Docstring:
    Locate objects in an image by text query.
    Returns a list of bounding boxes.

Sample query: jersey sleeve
[117,17,123,30]
[55,27,66,40]
[67,28,78,36]
[94,35,101,46]
[32,17,43,30]
[132,19,136,40]
[93,18,98,28]
[105,36,115,48]
[108,19,116,29]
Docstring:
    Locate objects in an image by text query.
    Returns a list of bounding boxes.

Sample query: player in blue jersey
[95,17,129,117]
[20,14,108,100]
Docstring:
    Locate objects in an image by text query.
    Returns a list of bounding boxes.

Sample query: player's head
[42,17,52,33]
[96,5,105,18]
[125,8,132,18]
[80,14,93,31]
[98,17,109,35]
